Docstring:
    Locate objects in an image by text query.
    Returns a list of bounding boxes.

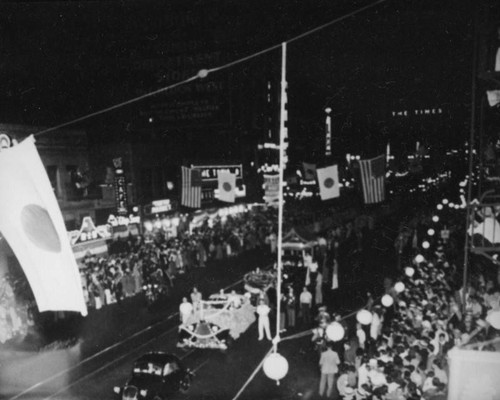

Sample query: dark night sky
[0,0,473,156]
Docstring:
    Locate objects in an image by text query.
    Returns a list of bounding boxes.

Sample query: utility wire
[34,0,388,138]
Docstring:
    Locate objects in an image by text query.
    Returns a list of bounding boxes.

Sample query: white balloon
[486,311,500,330]
[394,282,405,293]
[326,322,345,341]
[356,309,373,325]
[263,352,289,382]
[382,294,394,307]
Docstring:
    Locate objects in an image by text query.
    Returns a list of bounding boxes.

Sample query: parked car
[113,352,193,400]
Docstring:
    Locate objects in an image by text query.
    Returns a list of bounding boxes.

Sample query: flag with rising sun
[217,171,236,203]
[0,136,87,315]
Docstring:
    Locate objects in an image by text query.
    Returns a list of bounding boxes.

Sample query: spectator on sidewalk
[286,286,296,328]
[318,342,341,398]
[190,287,202,313]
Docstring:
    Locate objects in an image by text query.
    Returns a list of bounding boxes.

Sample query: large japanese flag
[317,165,340,200]
[218,171,236,203]
[0,136,87,315]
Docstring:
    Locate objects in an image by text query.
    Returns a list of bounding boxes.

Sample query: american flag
[181,166,202,208]
[359,154,386,204]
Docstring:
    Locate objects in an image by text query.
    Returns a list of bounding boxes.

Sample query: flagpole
[274,42,287,350]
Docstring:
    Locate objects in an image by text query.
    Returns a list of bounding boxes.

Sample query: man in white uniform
[256,298,272,340]
[179,297,193,325]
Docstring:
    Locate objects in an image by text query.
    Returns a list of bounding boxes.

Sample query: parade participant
[190,287,202,313]
[286,286,296,328]
[256,298,272,341]
[179,297,193,325]
[318,342,341,398]
[300,286,313,325]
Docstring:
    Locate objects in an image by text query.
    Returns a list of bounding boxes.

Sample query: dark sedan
[114,352,193,400]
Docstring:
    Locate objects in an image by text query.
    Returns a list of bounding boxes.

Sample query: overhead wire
[33,0,388,138]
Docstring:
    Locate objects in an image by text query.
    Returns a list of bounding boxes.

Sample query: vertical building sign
[325,108,332,157]
[113,157,128,216]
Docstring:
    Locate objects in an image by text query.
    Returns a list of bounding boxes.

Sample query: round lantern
[381,294,394,307]
[448,202,455,208]
[442,198,449,205]
[263,352,289,383]
[486,311,500,330]
[436,204,443,210]
[422,241,430,249]
[405,267,415,277]
[326,322,345,342]
[394,282,405,293]
[414,254,425,264]
[432,215,439,223]
[356,309,373,325]
[427,228,435,236]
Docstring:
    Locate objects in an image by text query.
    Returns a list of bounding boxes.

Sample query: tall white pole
[274,42,287,349]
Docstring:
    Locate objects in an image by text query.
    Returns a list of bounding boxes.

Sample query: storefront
[141,199,184,239]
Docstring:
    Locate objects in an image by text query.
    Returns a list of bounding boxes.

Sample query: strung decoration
[356,309,373,325]
[442,198,449,205]
[437,204,443,210]
[422,241,430,249]
[381,294,394,307]
[326,322,345,341]
[405,266,415,277]
[263,352,289,383]
[432,215,440,223]
[394,282,405,293]
[427,228,435,236]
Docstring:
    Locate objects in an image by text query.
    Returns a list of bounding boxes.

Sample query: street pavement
[0,219,399,400]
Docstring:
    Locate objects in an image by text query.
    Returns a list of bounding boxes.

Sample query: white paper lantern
[486,311,500,330]
[405,266,415,277]
[437,204,443,210]
[326,322,345,341]
[263,352,289,382]
[442,198,449,205]
[414,254,425,264]
[432,215,439,223]
[356,309,373,325]
[422,241,430,249]
[381,294,394,307]
[394,282,405,293]
[427,228,435,236]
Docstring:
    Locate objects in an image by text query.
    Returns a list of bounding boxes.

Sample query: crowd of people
[309,206,500,399]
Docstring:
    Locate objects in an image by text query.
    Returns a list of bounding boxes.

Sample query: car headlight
[139,389,148,397]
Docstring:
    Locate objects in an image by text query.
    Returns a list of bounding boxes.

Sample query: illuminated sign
[113,157,128,215]
[191,164,243,181]
[143,199,175,215]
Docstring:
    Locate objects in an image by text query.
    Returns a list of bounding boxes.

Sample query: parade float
[177,292,256,351]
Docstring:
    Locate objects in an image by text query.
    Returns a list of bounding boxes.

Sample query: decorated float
[177,292,256,351]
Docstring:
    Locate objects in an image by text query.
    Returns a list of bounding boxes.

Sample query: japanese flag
[317,165,340,200]
[0,136,87,315]
[218,171,236,203]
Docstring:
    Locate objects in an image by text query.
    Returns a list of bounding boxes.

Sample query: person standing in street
[256,298,272,340]
[318,343,341,398]
[179,297,193,325]
[286,286,296,329]
[300,286,313,325]
[190,287,202,313]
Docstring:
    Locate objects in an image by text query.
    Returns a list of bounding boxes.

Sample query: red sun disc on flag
[223,182,232,192]
[324,178,335,188]
[21,204,62,253]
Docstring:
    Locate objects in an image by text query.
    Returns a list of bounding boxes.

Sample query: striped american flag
[181,166,202,208]
[359,154,386,204]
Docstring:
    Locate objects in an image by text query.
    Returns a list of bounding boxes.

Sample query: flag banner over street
[316,165,340,200]
[0,136,87,315]
[181,166,202,208]
[302,162,317,181]
[217,170,236,203]
[359,154,386,204]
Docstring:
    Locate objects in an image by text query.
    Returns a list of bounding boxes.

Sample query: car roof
[135,352,181,365]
